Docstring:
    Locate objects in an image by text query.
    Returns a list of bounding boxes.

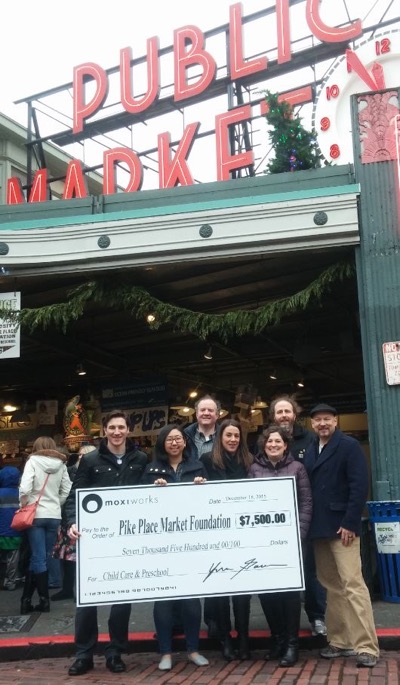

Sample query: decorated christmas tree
[264,91,321,173]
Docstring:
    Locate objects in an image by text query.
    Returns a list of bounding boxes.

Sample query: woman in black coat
[142,424,209,672]
[201,419,254,661]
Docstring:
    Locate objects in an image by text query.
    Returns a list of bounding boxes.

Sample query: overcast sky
[3,0,394,125]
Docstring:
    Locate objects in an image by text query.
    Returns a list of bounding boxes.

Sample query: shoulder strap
[35,473,50,503]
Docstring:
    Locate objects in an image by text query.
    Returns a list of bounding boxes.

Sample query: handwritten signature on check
[203,558,286,582]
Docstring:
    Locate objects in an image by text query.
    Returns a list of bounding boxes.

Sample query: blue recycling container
[367,501,400,603]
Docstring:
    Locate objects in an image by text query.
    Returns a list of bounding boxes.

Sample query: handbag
[11,474,50,531]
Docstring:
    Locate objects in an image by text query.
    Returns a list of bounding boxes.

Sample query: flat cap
[310,402,337,417]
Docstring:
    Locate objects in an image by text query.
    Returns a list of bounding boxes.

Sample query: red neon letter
[73,62,108,134]
[120,39,160,115]
[276,0,291,64]
[7,178,25,205]
[103,148,143,195]
[306,0,362,42]
[215,106,254,181]
[174,26,216,102]
[229,3,267,79]
[29,169,48,203]
[158,122,200,188]
[7,169,49,204]
[62,161,88,199]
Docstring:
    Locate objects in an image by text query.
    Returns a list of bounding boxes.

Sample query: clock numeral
[320,117,331,132]
[329,144,340,160]
[375,38,391,56]
[326,85,340,101]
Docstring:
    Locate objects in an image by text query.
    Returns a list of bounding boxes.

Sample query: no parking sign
[382,341,400,385]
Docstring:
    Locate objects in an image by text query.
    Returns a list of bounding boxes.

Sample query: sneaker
[311,619,327,636]
[320,645,356,659]
[357,653,377,668]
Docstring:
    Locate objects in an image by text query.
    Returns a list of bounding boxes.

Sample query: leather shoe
[106,655,126,673]
[68,659,94,676]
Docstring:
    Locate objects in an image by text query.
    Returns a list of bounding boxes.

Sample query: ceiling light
[297,380,305,388]
[252,396,267,409]
[219,408,229,419]
[3,404,17,413]
[146,313,156,324]
[189,390,198,399]
[171,405,195,417]
[177,407,195,417]
[76,363,87,376]
[204,346,213,360]
[269,370,277,380]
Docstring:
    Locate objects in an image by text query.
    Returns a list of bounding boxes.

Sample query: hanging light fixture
[76,363,87,376]
[3,403,17,413]
[189,390,198,399]
[252,396,268,409]
[219,408,229,419]
[170,404,195,417]
[204,346,213,360]
[269,370,277,380]
[146,313,156,324]
[297,379,305,388]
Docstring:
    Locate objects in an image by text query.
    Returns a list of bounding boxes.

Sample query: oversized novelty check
[76,477,304,606]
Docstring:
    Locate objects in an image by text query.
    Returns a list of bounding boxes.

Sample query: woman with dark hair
[142,424,209,672]
[201,419,254,661]
[18,436,71,614]
[248,424,312,667]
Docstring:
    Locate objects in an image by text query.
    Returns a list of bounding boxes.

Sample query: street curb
[1,629,399,662]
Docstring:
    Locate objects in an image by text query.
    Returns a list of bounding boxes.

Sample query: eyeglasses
[165,436,184,444]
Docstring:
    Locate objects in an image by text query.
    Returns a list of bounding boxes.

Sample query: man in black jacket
[65,409,147,677]
[269,395,327,638]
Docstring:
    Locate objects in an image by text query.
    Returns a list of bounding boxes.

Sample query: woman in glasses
[142,424,209,672]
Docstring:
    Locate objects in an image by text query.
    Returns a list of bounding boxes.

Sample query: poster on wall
[101,406,167,437]
[0,292,21,359]
[36,400,59,426]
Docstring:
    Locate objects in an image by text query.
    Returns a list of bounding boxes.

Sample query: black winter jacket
[200,450,249,481]
[64,439,147,527]
[141,456,207,484]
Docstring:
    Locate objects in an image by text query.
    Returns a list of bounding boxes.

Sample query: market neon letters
[73,1,363,134]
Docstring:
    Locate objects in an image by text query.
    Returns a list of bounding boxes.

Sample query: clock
[312,28,400,165]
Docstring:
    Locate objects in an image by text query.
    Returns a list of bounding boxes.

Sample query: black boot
[33,571,50,612]
[51,561,75,600]
[265,634,286,660]
[20,572,36,614]
[279,592,301,667]
[233,595,251,660]
[279,638,299,667]
[237,633,251,660]
[221,635,236,661]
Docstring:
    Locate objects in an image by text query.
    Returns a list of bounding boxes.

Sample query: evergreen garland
[17,261,355,343]
[264,91,321,173]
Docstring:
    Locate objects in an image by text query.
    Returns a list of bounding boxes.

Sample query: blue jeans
[154,599,201,654]
[26,518,61,574]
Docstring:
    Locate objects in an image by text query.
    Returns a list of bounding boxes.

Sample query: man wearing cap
[304,403,379,668]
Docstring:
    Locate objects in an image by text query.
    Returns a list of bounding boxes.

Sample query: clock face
[312,29,400,165]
